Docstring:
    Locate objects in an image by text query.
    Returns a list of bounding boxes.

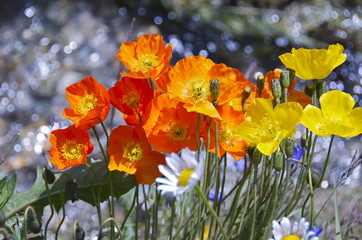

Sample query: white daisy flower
[156,148,204,197]
[269,217,320,240]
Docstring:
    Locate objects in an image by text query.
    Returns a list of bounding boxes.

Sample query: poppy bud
[209,79,220,103]
[75,222,85,240]
[284,137,295,158]
[280,70,291,89]
[271,79,282,99]
[316,81,327,100]
[65,180,79,202]
[304,84,314,97]
[241,86,252,111]
[256,74,265,96]
[310,171,321,188]
[27,215,42,234]
[273,152,284,172]
[301,135,307,148]
[43,167,55,184]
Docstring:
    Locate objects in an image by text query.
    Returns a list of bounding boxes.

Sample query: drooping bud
[74,221,85,240]
[273,152,284,172]
[284,137,295,158]
[26,209,42,234]
[65,180,79,202]
[256,74,265,96]
[308,171,321,188]
[241,86,252,111]
[209,79,220,103]
[304,84,314,97]
[316,81,327,100]
[43,167,55,184]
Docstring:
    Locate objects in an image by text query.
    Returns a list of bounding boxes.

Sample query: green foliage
[2,159,137,219]
[0,173,17,210]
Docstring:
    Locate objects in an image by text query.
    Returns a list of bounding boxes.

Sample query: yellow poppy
[279,44,346,80]
[302,90,362,137]
[237,98,303,156]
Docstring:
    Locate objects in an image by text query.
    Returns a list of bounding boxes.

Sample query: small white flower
[156,148,204,197]
[269,217,320,240]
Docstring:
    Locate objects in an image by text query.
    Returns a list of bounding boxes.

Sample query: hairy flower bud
[43,167,55,184]
[273,152,284,172]
[311,171,321,188]
[27,216,42,234]
[284,137,295,158]
[280,70,291,89]
[209,79,220,102]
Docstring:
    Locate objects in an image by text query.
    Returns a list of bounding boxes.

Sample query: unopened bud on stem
[210,79,220,103]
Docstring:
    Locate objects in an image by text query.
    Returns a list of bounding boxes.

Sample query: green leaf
[3,160,137,219]
[0,173,17,209]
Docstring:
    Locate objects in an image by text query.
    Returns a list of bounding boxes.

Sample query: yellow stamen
[122,91,141,110]
[60,140,83,161]
[186,79,208,102]
[282,234,301,240]
[77,93,98,115]
[178,168,195,186]
[123,142,143,162]
[166,123,187,142]
[254,114,279,140]
[132,54,159,73]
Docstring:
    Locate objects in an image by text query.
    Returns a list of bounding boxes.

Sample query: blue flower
[209,189,223,202]
[291,143,305,162]
[312,226,323,237]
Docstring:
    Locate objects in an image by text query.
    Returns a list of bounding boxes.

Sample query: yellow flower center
[132,54,159,73]
[282,234,301,240]
[255,115,279,140]
[78,93,98,116]
[122,91,141,110]
[123,142,143,162]
[178,168,195,186]
[166,123,187,142]
[219,125,236,145]
[186,79,208,102]
[60,140,84,161]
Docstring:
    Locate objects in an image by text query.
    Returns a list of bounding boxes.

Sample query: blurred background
[0,0,361,238]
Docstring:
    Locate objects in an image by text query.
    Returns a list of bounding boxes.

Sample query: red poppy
[48,125,93,170]
[108,126,165,184]
[63,76,110,130]
[109,77,153,115]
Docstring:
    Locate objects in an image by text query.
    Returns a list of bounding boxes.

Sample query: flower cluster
[48,34,361,188]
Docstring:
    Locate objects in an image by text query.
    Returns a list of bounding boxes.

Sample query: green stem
[120,189,137,230]
[249,163,259,240]
[169,198,176,239]
[43,173,55,240]
[92,126,108,162]
[195,185,229,240]
[142,185,150,239]
[135,185,139,240]
[317,135,334,187]
[0,131,20,166]
[55,190,66,239]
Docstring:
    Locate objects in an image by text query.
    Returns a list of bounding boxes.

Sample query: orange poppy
[262,69,312,108]
[48,125,94,170]
[63,76,110,130]
[147,106,202,153]
[167,56,254,119]
[109,77,153,115]
[202,104,248,160]
[108,125,166,184]
[117,34,172,80]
